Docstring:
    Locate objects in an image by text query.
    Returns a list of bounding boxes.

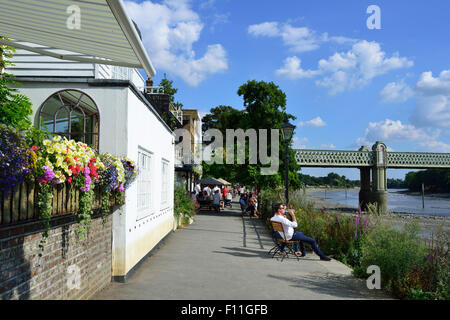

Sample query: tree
[202,80,301,190]
[201,105,242,133]
[158,73,182,107]
[0,37,33,130]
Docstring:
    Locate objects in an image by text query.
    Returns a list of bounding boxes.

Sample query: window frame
[37,89,100,150]
[161,159,170,209]
[137,147,154,220]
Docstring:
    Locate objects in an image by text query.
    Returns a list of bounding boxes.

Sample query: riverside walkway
[92,202,389,300]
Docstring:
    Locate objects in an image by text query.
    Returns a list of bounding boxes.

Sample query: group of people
[192,183,233,213]
[191,182,330,260]
[239,191,259,217]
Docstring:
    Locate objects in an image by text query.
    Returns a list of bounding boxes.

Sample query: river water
[309,188,450,217]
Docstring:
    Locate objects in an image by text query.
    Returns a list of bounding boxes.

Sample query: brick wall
[0,213,112,300]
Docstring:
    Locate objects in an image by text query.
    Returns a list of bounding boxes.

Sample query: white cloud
[298,116,326,127]
[124,0,227,86]
[275,56,320,79]
[275,40,413,94]
[415,70,450,96]
[380,80,414,103]
[248,22,357,53]
[248,21,280,37]
[292,136,308,149]
[316,41,413,94]
[408,70,450,130]
[320,143,336,149]
[353,119,450,152]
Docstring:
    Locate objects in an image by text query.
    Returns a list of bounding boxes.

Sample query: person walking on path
[212,190,221,213]
[271,204,331,261]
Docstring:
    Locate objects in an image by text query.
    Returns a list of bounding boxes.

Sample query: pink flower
[118,184,125,192]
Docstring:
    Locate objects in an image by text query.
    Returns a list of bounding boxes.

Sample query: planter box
[0,182,123,226]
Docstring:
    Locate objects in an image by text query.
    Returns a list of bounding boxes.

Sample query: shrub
[403,225,449,300]
[354,220,428,298]
[174,186,196,222]
[1,38,33,130]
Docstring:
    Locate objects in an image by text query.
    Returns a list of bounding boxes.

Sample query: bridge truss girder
[294,142,450,213]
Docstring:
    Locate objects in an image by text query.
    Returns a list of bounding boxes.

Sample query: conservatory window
[38,89,99,149]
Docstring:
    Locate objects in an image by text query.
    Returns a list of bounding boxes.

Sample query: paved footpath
[92,202,390,300]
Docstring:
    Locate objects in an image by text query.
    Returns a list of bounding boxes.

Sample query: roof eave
[106,0,156,78]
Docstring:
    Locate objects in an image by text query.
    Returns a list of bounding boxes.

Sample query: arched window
[38,89,99,149]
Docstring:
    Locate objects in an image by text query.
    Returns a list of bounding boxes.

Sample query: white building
[6,46,175,282]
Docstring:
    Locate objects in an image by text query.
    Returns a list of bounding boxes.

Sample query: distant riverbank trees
[298,173,408,189]
[299,173,360,188]
[405,169,450,193]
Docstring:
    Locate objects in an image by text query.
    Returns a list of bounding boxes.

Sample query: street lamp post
[281,118,296,206]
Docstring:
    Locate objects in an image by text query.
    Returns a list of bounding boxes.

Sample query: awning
[217,178,231,185]
[196,177,224,186]
[0,0,156,77]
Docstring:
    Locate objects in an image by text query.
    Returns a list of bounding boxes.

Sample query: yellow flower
[55,155,64,167]
[53,135,62,142]
[45,158,54,170]
[47,146,55,154]
[43,140,51,147]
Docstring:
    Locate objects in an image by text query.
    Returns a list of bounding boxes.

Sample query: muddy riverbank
[303,187,449,243]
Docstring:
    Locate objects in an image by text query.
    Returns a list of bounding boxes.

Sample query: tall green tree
[158,73,183,108]
[0,37,33,130]
[202,80,302,190]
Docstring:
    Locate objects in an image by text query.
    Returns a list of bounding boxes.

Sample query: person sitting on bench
[271,203,331,260]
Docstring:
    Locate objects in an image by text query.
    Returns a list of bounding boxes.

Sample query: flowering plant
[98,153,125,192]
[121,157,137,191]
[32,136,104,191]
[0,124,30,199]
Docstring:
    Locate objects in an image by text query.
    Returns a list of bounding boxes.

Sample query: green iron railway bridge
[294,141,450,212]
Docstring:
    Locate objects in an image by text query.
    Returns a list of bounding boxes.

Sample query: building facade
[7,48,175,282]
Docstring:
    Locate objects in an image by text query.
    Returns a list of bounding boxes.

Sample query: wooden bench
[198,199,213,212]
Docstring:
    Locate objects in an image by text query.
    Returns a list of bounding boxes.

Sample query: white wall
[11,81,174,279]
[118,89,174,276]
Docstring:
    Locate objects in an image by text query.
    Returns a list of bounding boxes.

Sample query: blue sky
[125,0,450,180]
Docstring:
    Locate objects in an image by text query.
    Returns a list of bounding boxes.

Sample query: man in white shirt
[212,185,220,194]
[203,185,211,197]
[195,183,201,195]
[270,203,331,260]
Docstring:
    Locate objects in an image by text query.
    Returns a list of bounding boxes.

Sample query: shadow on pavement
[213,246,275,260]
[267,273,390,299]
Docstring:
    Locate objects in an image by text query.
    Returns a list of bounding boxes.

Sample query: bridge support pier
[371,167,387,213]
[358,167,371,210]
[358,143,387,213]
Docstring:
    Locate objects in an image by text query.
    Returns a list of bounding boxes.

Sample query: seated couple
[271,203,331,261]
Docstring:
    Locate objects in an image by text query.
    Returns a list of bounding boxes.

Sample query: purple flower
[337,215,340,225]
[42,166,55,180]
[118,184,125,192]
